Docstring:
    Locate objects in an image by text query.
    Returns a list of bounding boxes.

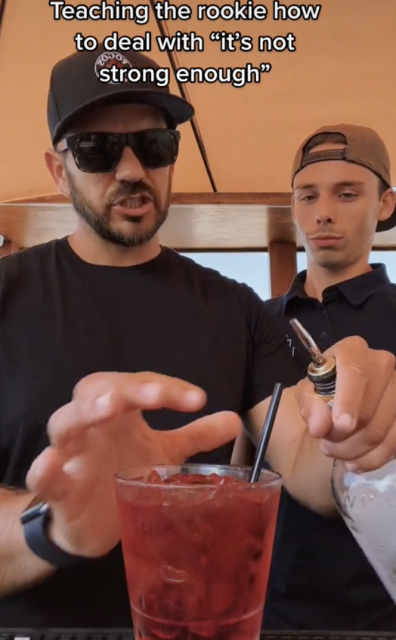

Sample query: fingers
[323,433,395,472]
[327,338,395,434]
[298,338,396,448]
[320,374,396,470]
[48,372,207,446]
[296,339,396,472]
[164,411,242,463]
[346,442,396,473]
[294,379,333,437]
[72,372,206,413]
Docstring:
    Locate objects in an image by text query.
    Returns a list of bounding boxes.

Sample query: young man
[0,46,396,629]
[262,124,396,631]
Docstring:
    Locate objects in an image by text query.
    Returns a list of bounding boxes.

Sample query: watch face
[20,496,49,524]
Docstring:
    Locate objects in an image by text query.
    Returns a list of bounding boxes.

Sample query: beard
[66,171,171,248]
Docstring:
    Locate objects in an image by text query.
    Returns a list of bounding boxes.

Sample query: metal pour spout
[289,318,325,367]
[289,317,337,403]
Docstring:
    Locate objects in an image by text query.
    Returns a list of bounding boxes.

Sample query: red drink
[115,465,281,640]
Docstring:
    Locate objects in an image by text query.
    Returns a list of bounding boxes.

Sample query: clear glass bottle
[331,456,396,603]
[290,318,396,604]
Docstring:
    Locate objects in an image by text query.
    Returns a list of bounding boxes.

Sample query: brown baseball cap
[291,124,396,232]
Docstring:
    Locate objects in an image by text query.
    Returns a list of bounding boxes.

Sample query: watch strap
[21,501,90,569]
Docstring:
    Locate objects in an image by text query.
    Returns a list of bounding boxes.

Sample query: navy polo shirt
[262,264,396,630]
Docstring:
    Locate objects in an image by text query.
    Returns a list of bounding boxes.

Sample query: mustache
[110,181,156,204]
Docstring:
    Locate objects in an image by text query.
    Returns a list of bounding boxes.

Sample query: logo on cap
[94,52,132,83]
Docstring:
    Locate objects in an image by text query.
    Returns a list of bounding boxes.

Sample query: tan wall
[0,0,395,202]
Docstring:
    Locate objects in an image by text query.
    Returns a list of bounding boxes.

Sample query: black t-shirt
[263,265,396,631]
[0,238,299,628]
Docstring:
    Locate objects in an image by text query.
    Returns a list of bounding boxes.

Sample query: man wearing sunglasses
[1,45,396,629]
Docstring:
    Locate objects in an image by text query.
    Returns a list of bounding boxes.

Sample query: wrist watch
[20,495,89,569]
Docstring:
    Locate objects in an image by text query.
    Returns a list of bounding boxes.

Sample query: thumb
[165,411,242,462]
[26,446,68,502]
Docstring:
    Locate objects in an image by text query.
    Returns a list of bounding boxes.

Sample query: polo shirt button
[321,332,326,337]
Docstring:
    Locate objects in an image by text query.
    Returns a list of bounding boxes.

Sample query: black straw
[249,383,284,483]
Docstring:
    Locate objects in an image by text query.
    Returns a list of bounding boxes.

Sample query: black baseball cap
[47,44,195,145]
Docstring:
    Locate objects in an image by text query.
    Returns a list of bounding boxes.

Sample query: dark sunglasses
[57,129,181,173]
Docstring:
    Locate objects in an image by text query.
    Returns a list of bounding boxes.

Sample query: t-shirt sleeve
[236,284,303,412]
